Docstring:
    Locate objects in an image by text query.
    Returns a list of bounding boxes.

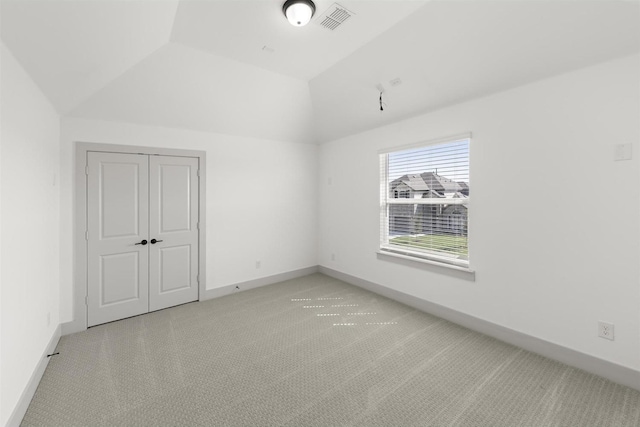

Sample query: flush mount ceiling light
[283,0,316,27]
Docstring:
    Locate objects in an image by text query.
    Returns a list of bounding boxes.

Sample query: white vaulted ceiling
[170,0,425,80]
[1,0,180,114]
[309,0,640,142]
[66,42,317,143]
[1,0,639,144]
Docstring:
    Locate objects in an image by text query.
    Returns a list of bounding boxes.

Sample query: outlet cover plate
[598,321,614,340]
[614,143,632,161]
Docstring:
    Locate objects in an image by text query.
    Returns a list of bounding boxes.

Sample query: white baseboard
[319,266,640,392]
[61,320,84,336]
[6,325,62,427]
[203,266,319,300]
[61,267,321,336]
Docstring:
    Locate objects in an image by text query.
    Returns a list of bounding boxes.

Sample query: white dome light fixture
[283,0,316,27]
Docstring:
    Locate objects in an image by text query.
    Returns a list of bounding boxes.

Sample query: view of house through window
[380,135,470,268]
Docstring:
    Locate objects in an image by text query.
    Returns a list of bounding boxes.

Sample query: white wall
[60,118,318,323]
[0,45,3,427]
[0,43,61,426]
[318,54,640,371]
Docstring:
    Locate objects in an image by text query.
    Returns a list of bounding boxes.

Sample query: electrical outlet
[331,253,335,261]
[255,260,261,269]
[614,143,632,161]
[598,321,614,340]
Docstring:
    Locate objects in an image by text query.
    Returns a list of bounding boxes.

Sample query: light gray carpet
[22,273,640,426]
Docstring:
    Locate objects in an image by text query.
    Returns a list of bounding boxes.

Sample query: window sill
[376,249,476,279]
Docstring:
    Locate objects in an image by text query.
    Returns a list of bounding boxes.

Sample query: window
[379,134,470,269]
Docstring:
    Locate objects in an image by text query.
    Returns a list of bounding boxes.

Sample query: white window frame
[379,133,471,271]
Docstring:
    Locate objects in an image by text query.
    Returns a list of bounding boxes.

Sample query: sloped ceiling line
[2,0,639,144]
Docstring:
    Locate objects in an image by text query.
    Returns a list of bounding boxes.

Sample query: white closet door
[87,152,149,327]
[148,155,199,312]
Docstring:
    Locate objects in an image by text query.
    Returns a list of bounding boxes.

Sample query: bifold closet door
[148,155,199,311]
[87,152,150,327]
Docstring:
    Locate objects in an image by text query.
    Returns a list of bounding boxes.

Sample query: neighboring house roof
[420,172,462,193]
[391,174,431,191]
[391,172,469,197]
[443,204,468,214]
[457,181,470,196]
[421,190,442,198]
[440,191,468,199]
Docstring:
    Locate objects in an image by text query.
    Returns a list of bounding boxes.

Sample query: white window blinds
[380,135,470,268]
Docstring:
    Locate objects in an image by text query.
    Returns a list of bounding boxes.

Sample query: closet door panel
[148,156,199,311]
[87,152,149,327]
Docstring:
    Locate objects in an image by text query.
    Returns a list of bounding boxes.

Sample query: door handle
[135,240,148,246]
[150,239,163,244]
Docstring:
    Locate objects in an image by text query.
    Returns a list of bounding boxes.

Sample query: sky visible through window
[388,139,470,184]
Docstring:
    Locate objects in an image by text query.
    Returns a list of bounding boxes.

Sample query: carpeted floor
[21,273,640,426]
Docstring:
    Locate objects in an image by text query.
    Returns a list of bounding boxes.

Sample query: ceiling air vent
[316,3,354,31]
